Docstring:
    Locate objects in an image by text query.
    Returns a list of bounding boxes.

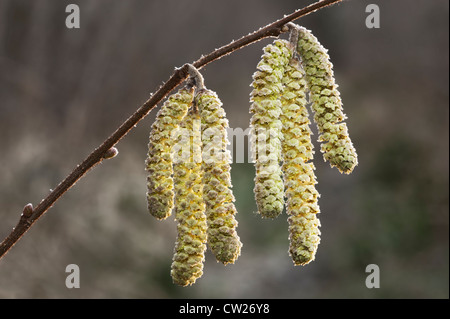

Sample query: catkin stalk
[196,89,242,265]
[280,58,321,265]
[145,87,194,219]
[296,26,358,174]
[250,39,292,218]
[171,108,207,286]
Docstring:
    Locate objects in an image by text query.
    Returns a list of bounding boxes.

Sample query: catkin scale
[196,89,242,265]
[250,39,292,218]
[145,87,194,219]
[280,58,321,265]
[296,27,358,174]
[171,109,207,286]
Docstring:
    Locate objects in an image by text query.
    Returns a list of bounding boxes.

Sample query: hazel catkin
[296,26,358,174]
[280,57,321,265]
[170,108,207,286]
[196,88,242,265]
[145,87,193,220]
[250,39,292,218]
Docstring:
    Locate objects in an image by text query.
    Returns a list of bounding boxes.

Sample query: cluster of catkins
[144,24,357,286]
[145,68,242,286]
[250,24,357,266]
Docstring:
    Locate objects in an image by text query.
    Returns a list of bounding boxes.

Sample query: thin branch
[0,0,344,260]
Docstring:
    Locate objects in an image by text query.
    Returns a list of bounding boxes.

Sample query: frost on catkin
[196,89,242,265]
[145,87,193,219]
[171,109,207,286]
[250,39,292,218]
[280,58,321,265]
[296,27,358,174]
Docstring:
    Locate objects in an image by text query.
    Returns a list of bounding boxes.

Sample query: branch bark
[0,0,343,260]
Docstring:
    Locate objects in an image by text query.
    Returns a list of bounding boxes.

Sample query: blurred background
[0,0,448,299]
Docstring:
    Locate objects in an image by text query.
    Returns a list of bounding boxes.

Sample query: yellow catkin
[145,87,193,219]
[250,39,292,218]
[196,89,242,265]
[280,57,321,265]
[171,108,207,286]
[296,26,358,174]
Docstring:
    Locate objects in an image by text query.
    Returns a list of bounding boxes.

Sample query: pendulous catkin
[250,39,292,218]
[280,57,321,265]
[196,88,242,265]
[171,108,207,286]
[145,87,194,219]
[296,26,358,174]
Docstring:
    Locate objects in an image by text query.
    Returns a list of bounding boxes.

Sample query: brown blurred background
[0,0,448,298]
